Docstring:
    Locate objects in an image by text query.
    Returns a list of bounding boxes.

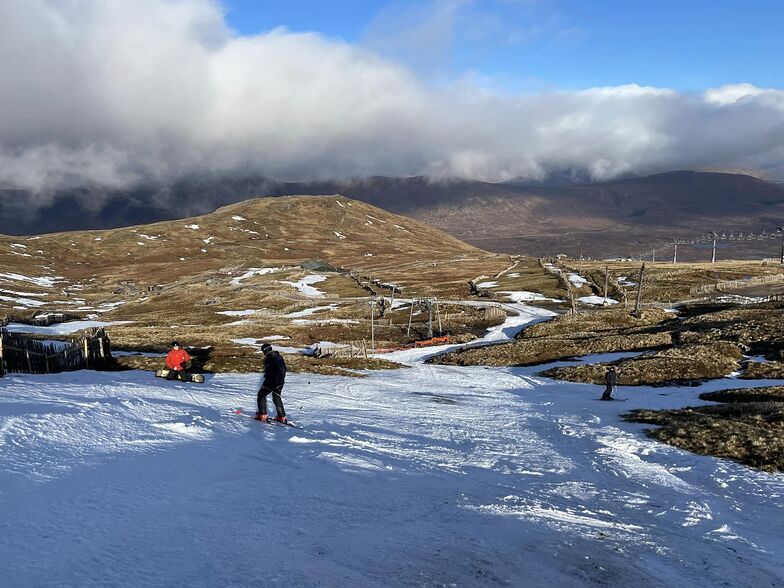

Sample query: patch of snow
[0,272,63,288]
[230,268,281,287]
[281,275,327,298]
[476,281,499,288]
[568,274,589,288]
[292,318,360,325]
[335,200,345,208]
[261,335,290,341]
[203,237,215,245]
[578,296,619,306]
[2,320,133,335]
[284,304,338,318]
[231,215,246,221]
[333,231,347,240]
[217,310,258,317]
[0,288,47,298]
[0,294,46,307]
[11,243,27,249]
[184,224,200,230]
[500,291,562,303]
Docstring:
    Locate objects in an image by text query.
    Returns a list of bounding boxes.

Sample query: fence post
[83,338,89,369]
[633,263,646,318]
[25,349,32,373]
[0,334,4,377]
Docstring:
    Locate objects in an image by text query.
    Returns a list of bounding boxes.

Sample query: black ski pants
[601,384,615,400]
[166,369,192,382]
[258,384,286,417]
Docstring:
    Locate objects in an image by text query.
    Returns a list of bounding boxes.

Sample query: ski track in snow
[1,307,784,586]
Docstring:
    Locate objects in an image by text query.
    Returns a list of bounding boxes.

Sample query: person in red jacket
[165,341,192,382]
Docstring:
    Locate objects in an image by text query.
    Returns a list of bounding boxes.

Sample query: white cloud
[1,0,784,201]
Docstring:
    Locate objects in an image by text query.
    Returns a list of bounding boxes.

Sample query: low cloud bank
[2,0,783,209]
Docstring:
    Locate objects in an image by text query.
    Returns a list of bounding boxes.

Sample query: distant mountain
[3,171,784,258]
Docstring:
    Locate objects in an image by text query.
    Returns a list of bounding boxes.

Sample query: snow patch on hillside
[282,275,327,298]
[2,320,133,335]
[568,273,589,288]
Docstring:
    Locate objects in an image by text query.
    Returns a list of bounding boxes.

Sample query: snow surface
[2,340,784,585]
[282,275,328,298]
[568,273,589,288]
[500,290,562,303]
[2,320,133,335]
[0,272,63,288]
[476,281,498,288]
[230,267,280,286]
[578,296,619,306]
[284,304,338,318]
[217,310,258,317]
[0,294,47,307]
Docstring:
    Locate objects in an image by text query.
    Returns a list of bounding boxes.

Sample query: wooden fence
[689,273,784,296]
[0,328,112,377]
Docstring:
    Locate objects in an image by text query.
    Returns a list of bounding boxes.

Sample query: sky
[223,0,784,91]
[0,0,783,206]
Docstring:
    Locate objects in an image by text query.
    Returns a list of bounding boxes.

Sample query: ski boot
[274,415,288,424]
[254,413,269,422]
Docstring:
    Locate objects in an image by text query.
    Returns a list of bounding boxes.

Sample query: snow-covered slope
[2,308,784,586]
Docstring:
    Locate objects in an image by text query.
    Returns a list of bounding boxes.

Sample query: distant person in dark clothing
[254,343,288,423]
[601,367,618,400]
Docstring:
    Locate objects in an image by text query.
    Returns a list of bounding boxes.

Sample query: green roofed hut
[300,260,337,272]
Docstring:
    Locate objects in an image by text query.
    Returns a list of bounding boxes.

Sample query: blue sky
[224,0,783,91]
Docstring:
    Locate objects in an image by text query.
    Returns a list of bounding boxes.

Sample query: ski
[234,410,302,428]
[266,418,302,429]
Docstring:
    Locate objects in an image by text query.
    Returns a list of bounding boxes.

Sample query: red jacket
[166,348,191,371]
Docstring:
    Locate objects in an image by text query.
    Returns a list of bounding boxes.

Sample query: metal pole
[603,266,609,302]
[407,301,414,337]
[652,249,655,263]
[370,297,375,352]
[711,237,717,263]
[779,228,784,265]
[427,300,433,339]
[673,243,677,264]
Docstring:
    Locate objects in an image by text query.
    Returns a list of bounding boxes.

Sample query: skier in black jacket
[254,343,288,423]
[601,367,618,400]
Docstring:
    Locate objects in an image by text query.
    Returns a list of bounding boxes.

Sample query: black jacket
[263,351,287,389]
[605,369,618,386]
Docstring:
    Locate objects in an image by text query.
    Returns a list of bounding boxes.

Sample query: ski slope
[2,309,784,586]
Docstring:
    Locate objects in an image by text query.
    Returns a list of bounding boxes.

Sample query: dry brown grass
[113,346,404,377]
[625,402,784,471]
[431,307,673,368]
[700,386,784,403]
[541,343,743,386]
[429,332,671,368]
[579,259,784,303]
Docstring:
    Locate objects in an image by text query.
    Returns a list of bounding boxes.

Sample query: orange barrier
[373,336,450,353]
[413,336,449,348]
